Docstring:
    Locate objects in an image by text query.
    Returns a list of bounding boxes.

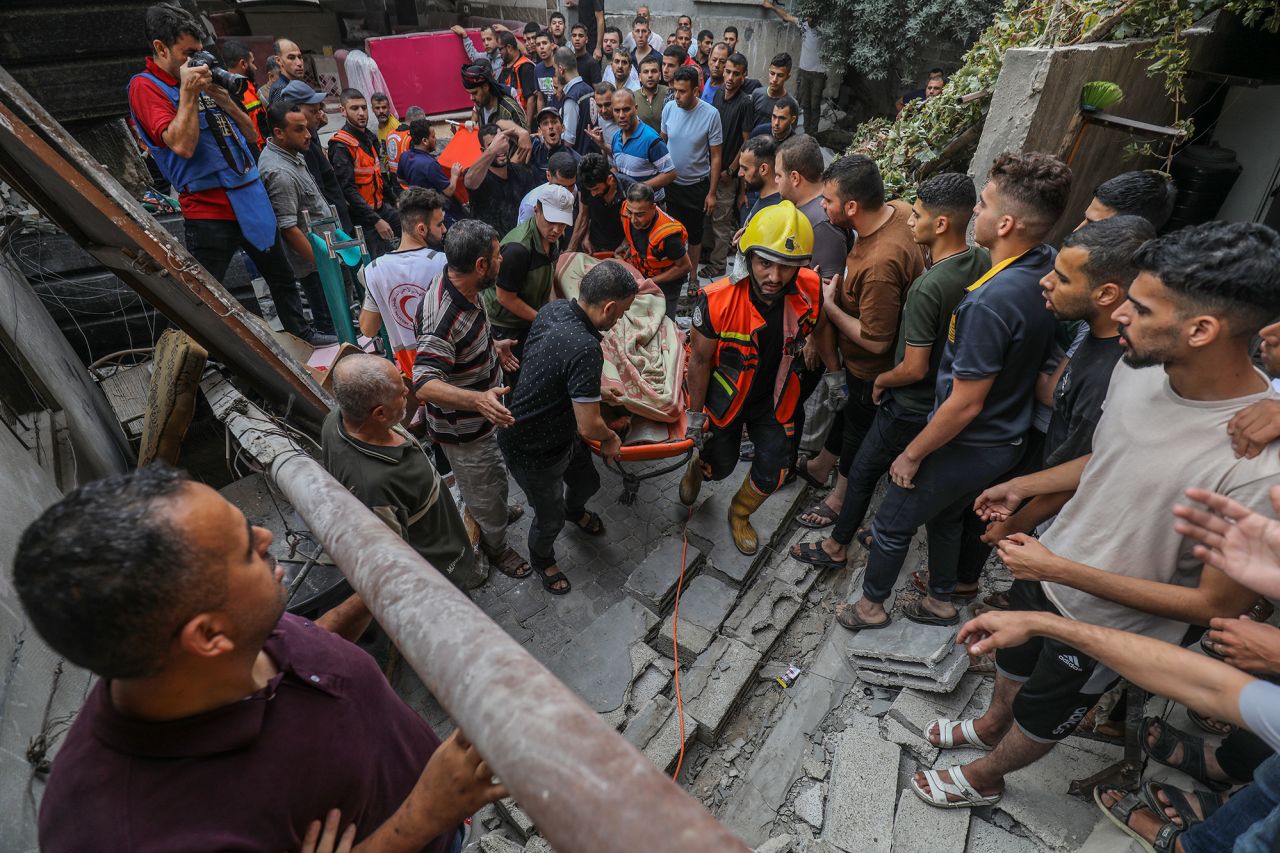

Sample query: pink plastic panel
[366,30,482,117]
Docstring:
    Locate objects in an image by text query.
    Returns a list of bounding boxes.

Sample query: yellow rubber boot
[679,454,706,507]
[728,476,769,555]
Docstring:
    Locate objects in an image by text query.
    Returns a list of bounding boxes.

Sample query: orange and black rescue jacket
[330,128,385,208]
[621,201,688,280]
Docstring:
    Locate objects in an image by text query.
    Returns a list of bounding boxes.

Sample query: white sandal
[926,718,993,751]
[911,767,1003,809]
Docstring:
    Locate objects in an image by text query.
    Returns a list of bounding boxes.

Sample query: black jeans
[702,412,793,494]
[184,219,313,338]
[863,441,1023,604]
[505,440,601,571]
[831,398,928,545]
[838,374,879,476]
[955,428,1047,586]
[364,202,401,258]
[491,325,528,390]
[298,271,337,336]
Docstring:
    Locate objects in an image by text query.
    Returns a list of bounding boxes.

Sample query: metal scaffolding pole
[204,376,749,853]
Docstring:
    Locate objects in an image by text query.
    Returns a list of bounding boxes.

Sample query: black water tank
[1167,144,1242,230]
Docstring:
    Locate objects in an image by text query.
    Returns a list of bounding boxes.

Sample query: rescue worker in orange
[680,202,821,554]
[619,182,691,319]
[496,31,539,128]
[329,88,400,256]
[221,40,267,152]
[385,105,425,183]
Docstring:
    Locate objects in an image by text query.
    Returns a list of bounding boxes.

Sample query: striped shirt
[412,272,502,444]
[612,121,674,202]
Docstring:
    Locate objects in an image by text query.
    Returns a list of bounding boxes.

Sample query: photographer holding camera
[128,4,335,345]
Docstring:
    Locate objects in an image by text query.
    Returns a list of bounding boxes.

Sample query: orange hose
[671,504,693,780]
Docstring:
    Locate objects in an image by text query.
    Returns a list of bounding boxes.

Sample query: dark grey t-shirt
[1043,331,1124,467]
[797,195,853,281]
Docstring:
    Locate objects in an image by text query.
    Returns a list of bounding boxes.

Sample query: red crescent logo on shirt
[389,283,424,331]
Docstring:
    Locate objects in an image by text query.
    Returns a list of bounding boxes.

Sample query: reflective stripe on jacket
[699,267,821,428]
[620,201,687,279]
[330,128,385,208]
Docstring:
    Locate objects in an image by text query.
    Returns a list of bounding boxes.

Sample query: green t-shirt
[889,246,992,415]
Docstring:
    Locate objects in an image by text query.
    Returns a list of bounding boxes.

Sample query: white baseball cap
[536,184,575,226]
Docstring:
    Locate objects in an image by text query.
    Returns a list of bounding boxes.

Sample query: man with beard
[679,202,822,555]
[357,188,451,374]
[917,219,1280,813]
[276,80,352,232]
[737,136,780,227]
[463,124,539,238]
[329,89,400,256]
[22,465,503,852]
[415,219,531,582]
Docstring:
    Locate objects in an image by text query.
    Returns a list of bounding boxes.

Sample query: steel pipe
[204,377,748,853]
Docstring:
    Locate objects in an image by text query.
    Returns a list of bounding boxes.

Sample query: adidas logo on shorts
[1058,653,1082,671]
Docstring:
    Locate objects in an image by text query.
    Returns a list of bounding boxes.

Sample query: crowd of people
[14,2,1280,851]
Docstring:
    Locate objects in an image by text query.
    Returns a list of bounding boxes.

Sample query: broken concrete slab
[722,576,805,655]
[822,718,898,853]
[754,835,796,853]
[479,834,525,853]
[891,788,969,853]
[964,818,1043,853]
[548,597,659,713]
[655,574,738,659]
[793,783,825,829]
[521,838,554,853]
[855,642,971,693]
[719,627,859,847]
[683,635,763,745]
[880,674,984,764]
[598,641,672,731]
[686,478,804,587]
[494,799,534,841]
[622,694,699,773]
[623,538,703,614]
[845,617,958,667]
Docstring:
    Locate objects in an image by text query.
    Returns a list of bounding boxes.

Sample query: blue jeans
[831,398,927,545]
[1183,753,1280,853]
[505,440,600,571]
[862,441,1022,604]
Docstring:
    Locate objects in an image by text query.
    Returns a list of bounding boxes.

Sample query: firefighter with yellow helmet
[681,201,823,554]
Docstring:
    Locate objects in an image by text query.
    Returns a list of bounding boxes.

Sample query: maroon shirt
[38,614,452,852]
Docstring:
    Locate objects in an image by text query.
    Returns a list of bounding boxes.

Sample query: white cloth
[1042,362,1280,645]
[342,49,398,117]
[358,247,447,369]
[797,22,825,74]
[603,65,642,92]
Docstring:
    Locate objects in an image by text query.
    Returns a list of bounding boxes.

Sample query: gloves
[685,410,708,452]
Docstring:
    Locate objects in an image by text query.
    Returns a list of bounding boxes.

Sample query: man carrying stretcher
[680,201,822,554]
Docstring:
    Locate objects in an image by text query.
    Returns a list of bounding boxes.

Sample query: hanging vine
[844,0,1280,199]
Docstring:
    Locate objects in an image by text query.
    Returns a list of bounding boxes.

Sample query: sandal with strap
[834,602,891,632]
[911,570,980,602]
[902,597,960,627]
[570,510,605,536]
[790,541,846,570]
[911,767,1002,809]
[794,457,831,489]
[486,545,532,579]
[796,502,838,529]
[854,527,874,549]
[1141,781,1224,830]
[1094,785,1184,853]
[1141,717,1230,791]
[536,564,572,595]
[925,718,993,751]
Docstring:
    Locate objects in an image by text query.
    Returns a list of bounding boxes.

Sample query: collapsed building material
[138,329,207,466]
[202,375,747,853]
[847,613,971,692]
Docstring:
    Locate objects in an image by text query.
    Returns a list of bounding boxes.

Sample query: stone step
[622,694,700,773]
[854,642,971,693]
[682,634,763,745]
[822,719,899,853]
[494,798,534,841]
[547,597,659,714]
[623,537,705,615]
[684,477,805,589]
[891,787,970,853]
[653,574,739,660]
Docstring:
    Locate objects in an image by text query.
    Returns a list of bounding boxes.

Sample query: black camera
[187,50,249,98]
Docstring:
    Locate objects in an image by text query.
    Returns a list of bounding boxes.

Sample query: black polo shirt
[713,86,755,167]
[498,299,603,465]
[581,172,635,252]
[37,614,452,853]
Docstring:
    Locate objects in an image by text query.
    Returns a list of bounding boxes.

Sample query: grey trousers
[796,69,827,135]
[702,174,740,275]
[441,431,510,554]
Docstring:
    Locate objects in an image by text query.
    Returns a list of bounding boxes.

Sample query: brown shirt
[836,199,926,380]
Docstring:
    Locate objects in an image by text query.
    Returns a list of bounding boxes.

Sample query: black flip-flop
[796,502,838,529]
[1141,781,1223,829]
[854,527,874,549]
[790,541,845,570]
[536,565,572,595]
[901,597,960,626]
[570,510,605,536]
[835,604,891,631]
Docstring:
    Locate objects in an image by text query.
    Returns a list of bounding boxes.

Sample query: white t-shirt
[1042,362,1280,645]
[798,22,825,74]
[602,65,642,92]
[359,246,448,375]
[623,32,665,53]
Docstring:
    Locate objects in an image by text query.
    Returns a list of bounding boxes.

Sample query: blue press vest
[130,71,279,250]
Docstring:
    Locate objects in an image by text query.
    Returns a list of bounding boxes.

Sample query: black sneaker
[301,329,339,347]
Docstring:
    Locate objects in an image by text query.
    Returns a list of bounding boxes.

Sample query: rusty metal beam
[0,63,331,432]
[202,375,749,853]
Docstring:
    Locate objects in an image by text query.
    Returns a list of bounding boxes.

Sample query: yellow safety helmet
[739,200,814,266]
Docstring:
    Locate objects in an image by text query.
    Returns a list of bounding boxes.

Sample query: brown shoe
[728,476,769,555]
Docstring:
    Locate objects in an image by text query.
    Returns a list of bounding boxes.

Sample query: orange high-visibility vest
[330,128,385,208]
[241,80,267,148]
[501,54,534,109]
[385,127,412,175]
[697,267,821,428]
[621,201,688,279]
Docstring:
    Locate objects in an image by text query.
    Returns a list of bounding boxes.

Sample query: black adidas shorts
[994,581,1120,743]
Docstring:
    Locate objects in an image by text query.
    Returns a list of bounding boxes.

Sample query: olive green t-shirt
[888,246,992,415]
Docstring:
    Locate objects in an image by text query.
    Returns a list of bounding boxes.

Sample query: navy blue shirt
[397,148,465,224]
[932,243,1057,446]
